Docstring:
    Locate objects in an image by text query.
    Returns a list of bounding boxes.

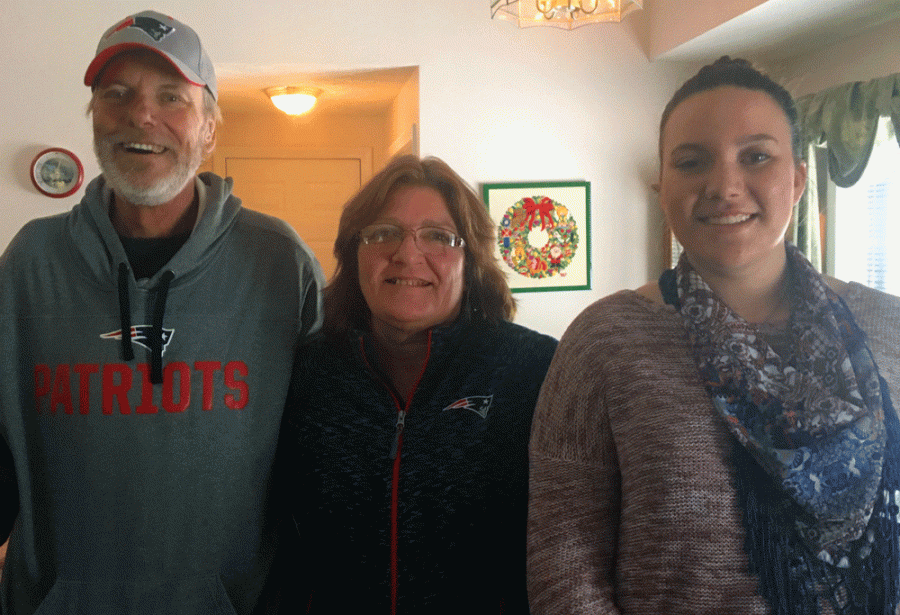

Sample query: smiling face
[357,185,466,339]
[659,86,807,281]
[91,50,216,207]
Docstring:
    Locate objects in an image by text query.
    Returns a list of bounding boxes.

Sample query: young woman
[527,57,900,614]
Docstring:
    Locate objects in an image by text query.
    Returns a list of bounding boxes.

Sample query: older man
[0,11,323,614]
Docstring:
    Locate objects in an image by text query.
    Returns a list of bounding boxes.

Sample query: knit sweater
[527,282,900,615]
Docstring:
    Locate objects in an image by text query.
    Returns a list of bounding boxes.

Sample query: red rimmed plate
[31,148,84,198]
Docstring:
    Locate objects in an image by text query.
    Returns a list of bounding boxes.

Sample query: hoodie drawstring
[150,270,175,384]
[117,263,174,384]
[117,263,134,361]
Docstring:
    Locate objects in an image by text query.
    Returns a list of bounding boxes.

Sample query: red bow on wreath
[522,197,554,231]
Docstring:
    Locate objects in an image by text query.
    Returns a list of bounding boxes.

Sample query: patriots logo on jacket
[109,16,174,42]
[100,326,174,355]
[442,395,494,419]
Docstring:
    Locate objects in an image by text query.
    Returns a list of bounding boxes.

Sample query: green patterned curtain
[792,73,900,270]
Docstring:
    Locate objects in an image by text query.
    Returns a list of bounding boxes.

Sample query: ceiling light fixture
[265,86,322,115]
[491,0,642,29]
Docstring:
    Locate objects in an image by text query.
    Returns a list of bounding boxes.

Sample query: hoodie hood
[68,172,241,290]
[67,172,241,382]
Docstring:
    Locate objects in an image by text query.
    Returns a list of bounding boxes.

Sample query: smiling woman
[527,57,900,615]
[279,155,558,614]
[657,86,806,317]
[356,185,466,345]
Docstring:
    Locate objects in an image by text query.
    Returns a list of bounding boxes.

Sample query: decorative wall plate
[31,148,84,198]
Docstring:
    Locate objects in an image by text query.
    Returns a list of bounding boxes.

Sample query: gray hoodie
[0,172,323,614]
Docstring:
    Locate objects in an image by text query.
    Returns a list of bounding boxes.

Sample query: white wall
[0,0,693,340]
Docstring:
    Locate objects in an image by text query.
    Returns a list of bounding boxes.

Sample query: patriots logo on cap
[100,326,174,354]
[442,395,494,419]
[109,15,175,42]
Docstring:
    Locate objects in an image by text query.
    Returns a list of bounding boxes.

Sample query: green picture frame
[482,180,591,293]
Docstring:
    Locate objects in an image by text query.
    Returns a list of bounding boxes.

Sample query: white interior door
[214,147,372,279]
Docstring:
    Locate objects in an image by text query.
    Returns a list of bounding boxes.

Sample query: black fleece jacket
[282,317,557,614]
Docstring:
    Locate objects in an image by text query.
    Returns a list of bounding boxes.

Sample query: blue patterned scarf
[661,243,900,612]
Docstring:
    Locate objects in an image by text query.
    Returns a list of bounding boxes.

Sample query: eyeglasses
[358,223,465,256]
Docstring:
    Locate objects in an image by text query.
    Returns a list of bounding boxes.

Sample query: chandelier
[491,0,642,29]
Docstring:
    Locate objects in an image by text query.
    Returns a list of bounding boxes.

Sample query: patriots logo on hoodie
[442,395,494,419]
[100,326,174,355]
[109,16,175,42]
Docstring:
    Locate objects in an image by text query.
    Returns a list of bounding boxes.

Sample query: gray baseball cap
[84,10,217,100]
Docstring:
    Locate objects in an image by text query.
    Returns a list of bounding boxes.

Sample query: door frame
[212,146,374,186]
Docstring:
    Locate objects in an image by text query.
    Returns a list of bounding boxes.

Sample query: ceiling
[659,0,900,62]
[216,66,417,117]
[213,0,899,116]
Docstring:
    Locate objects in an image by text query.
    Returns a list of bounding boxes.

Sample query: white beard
[94,135,205,207]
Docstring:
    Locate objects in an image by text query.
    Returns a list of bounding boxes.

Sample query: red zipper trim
[389,435,403,615]
[358,331,433,614]
[358,330,432,615]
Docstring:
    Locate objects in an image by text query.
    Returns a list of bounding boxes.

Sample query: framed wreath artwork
[483,181,590,293]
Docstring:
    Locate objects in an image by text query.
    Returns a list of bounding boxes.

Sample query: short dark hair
[659,56,801,161]
[323,155,516,337]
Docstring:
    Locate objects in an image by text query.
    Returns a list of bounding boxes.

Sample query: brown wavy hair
[323,155,515,337]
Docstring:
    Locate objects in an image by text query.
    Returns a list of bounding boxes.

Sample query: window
[827,116,900,294]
